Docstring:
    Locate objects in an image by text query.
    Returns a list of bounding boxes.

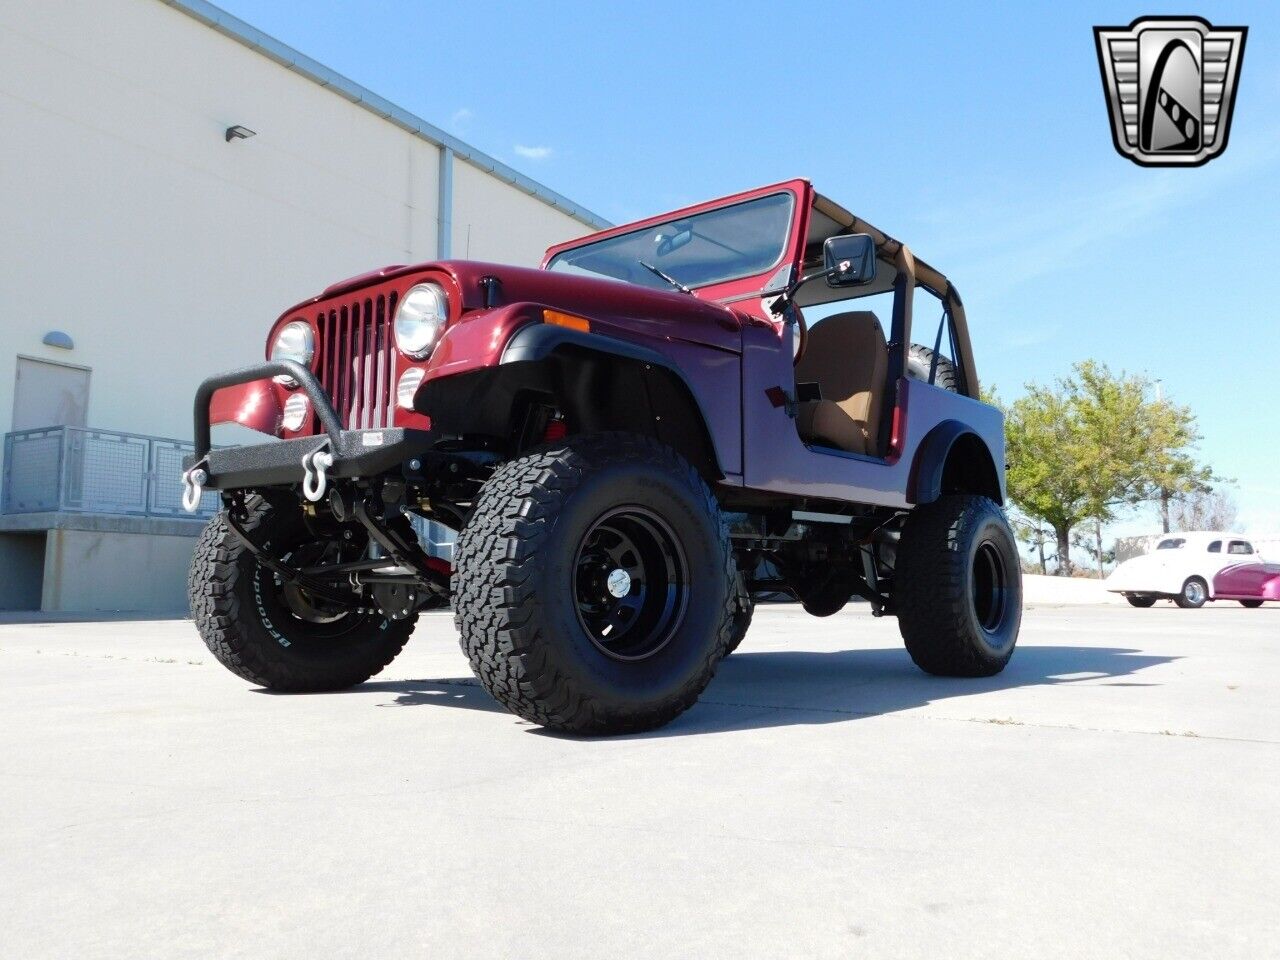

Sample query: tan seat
[793,311,887,455]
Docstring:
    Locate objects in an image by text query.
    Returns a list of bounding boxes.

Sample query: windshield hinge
[479,276,501,308]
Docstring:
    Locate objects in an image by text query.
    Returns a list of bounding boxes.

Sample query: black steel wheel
[1240,599,1264,609]
[970,540,1012,631]
[573,507,689,662]
[894,494,1022,677]
[454,433,738,734]
[1126,594,1158,608]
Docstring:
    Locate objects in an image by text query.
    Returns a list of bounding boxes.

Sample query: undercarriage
[186,359,908,626]
[200,452,905,628]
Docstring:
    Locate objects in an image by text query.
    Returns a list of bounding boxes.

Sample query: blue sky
[217,0,1279,539]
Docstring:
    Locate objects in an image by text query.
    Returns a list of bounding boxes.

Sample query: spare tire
[906,343,958,392]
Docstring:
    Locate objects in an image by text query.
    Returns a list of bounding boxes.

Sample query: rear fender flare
[908,419,1003,505]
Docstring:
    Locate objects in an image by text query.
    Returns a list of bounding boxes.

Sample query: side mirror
[823,234,876,287]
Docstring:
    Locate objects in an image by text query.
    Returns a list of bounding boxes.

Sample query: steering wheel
[789,304,808,366]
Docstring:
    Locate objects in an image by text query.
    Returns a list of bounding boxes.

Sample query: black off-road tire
[726,582,754,654]
[1240,599,1264,609]
[1126,594,1158,608]
[906,343,958,392]
[453,433,737,734]
[1174,577,1209,609]
[894,494,1022,676]
[188,499,415,691]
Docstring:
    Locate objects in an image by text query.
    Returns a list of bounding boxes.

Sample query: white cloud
[451,107,473,126]
[514,144,553,160]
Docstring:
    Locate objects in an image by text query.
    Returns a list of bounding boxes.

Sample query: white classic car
[1106,532,1263,608]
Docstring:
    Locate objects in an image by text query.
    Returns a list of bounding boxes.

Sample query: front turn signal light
[543,310,591,333]
[281,393,309,432]
[397,367,426,410]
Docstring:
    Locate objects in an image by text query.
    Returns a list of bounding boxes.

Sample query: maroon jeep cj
[183,179,1020,734]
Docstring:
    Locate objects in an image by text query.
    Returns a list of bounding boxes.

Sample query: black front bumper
[185,428,434,490]
[186,359,433,490]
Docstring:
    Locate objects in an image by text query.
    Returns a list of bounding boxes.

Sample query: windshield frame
[542,179,809,301]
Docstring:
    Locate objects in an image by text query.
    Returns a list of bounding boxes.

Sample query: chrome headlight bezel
[394,283,448,359]
[270,319,315,386]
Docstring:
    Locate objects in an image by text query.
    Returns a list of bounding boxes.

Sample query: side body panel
[738,323,1005,508]
[1213,563,1280,601]
[647,334,742,477]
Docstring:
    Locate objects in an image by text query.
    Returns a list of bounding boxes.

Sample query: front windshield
[547,192,794,292]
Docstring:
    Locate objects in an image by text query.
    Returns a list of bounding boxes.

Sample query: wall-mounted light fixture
[42,331,74,350]
[225,124,256,142]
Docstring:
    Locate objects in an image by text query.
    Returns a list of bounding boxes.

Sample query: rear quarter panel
[739,323,1003,507]
[1213,563,1280,600]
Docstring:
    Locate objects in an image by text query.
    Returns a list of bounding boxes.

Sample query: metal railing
[2,424,458,560]
[2,426,219,518]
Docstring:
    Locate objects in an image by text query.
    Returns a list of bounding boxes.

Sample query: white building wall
[0,0,600,445]
[452,158,594,265]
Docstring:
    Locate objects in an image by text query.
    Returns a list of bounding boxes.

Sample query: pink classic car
[1212,563,1280,608]
[1107,532,1276,607]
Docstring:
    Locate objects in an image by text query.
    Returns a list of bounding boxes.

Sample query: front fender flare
[500,323,726,477]
[501,322,676,369]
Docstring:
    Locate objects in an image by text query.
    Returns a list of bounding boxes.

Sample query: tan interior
[793,311,887,455]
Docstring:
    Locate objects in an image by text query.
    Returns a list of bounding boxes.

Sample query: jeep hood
[304,260,745,355]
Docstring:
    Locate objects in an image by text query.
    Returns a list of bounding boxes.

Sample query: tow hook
[181,462,208,513]
[301,443,334,502]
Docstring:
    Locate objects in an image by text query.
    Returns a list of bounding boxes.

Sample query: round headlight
[394,283,448,359]
[270,320,315,385]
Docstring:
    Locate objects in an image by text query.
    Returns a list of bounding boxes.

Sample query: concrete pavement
[2,603,1277,959]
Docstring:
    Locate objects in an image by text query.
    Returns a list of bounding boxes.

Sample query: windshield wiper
[638,260,692,295]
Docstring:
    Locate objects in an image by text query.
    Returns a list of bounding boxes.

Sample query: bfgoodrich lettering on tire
[453,432,737,734]
[894,494,1022,676]
[188,498,415,691]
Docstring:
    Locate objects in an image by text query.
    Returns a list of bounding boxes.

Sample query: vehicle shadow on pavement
[368,677,511,713]
[654,644,1177,736]
[362,643,1177,736]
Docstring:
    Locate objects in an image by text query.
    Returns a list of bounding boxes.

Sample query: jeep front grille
[313,291,399,430]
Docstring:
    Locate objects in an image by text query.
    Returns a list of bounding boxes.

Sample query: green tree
[1073,520,1116,578]
[999,362,1211,576]
[1143,400,1217,533]
[1000,378,1093,575]
[1008,511,1055,575]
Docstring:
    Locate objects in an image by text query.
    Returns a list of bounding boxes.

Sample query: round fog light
[397,367,426,410]
[282,393,309,431]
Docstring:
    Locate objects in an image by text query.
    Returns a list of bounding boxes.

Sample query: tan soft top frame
[807,194,980,400]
